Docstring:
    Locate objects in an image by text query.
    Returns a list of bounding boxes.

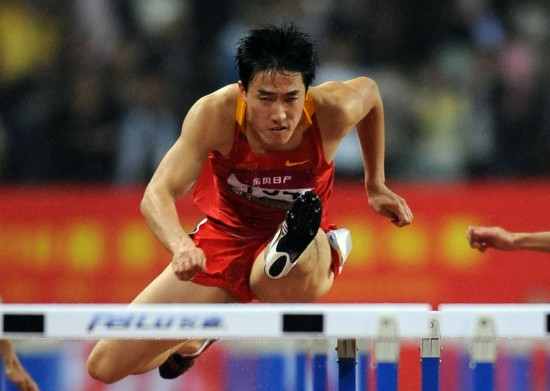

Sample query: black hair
[235,22,318,91]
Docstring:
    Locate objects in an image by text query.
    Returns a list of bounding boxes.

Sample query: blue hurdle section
[472,363,495,391]
[495,344,533,391]
[294,352,308,391]
[313,353,328,390]
[376,362,398,391]
[336,339,357,391]
[227,352,257,391]
[358,352,370,391]
[421,358,440,391]
[508,353,530,391]
[257,354,285,391]
[337,357,355,390]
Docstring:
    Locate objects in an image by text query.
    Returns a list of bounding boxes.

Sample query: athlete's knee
[87,345,123,384]
[306,267,334,298]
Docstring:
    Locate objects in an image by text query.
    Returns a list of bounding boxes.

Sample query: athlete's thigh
[249,229,334,303]
[132,263,235,304]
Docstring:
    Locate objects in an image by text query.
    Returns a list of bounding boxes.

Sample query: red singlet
[190,93,340,302]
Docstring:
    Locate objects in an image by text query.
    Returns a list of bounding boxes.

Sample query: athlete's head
[235,22,318,91]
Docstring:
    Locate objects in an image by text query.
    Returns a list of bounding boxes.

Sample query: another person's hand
[367,183,413,227]
[466,226,514,252]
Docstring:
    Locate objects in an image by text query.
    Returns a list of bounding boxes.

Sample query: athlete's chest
[231,131,317,182]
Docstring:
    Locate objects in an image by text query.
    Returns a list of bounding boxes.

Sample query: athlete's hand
[1,342,40,391]
[366,182,413,228]
[171,245,207,281]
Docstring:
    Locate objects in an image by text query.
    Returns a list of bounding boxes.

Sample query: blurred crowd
[0,0,549,184]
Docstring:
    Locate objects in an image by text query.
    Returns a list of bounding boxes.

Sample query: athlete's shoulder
[182,84,239,154]
[311,77,379,119]
[194,83,239,119]
[308,80,359,124]
[310,77,376,106]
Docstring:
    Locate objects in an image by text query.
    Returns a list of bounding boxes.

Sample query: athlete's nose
[271,102,287,122]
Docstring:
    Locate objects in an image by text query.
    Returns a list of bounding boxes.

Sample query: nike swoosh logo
[285,159,310,167]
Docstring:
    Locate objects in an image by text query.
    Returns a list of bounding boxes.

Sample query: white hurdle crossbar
[438,303,550,338]
[0,303,431,340]
[2,303,550,390]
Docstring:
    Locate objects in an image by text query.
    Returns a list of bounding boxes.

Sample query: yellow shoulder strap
[302,91,315,127]
[235,93,246,128]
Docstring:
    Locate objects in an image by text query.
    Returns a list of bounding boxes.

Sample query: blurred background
[2,0,549,304]
[1,0,549,183]
[1,1,550,390]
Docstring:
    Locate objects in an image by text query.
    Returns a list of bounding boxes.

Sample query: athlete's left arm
[343,77,413,227]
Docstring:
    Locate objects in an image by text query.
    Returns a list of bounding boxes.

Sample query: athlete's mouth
[270,125,287,132]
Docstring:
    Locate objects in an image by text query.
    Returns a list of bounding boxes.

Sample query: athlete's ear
[237,80,247,100]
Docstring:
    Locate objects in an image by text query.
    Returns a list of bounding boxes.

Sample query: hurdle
[0,303,430,390]
[437,303,550,391]
[1,303,550,390]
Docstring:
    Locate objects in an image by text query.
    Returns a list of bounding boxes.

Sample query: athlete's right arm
[140,85,236,280]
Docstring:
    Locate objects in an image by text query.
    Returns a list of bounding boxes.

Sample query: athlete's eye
[285,95,299,102]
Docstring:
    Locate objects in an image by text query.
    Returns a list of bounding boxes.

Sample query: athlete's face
[239,70,306,150]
